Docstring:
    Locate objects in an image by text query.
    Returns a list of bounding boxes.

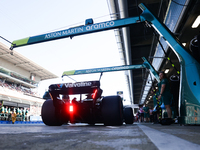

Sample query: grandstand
[0,42,58,119]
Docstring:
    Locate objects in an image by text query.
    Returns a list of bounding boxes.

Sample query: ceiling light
[164,69,169,74]
[192,15,200,28]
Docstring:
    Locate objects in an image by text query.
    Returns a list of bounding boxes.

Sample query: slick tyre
[41,99,63,126]
[102,96,123,126]
[124,107,134,124]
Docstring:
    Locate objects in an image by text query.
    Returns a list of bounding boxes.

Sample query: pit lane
[0,123,200,150]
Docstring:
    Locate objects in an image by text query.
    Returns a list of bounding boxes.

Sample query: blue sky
[0,0,131,105]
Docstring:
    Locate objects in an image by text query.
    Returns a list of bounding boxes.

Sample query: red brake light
[69,105,73,112]
[92,89,98,99]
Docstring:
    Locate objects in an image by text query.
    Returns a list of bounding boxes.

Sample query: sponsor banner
[62,64,144,76]
[12,16,140,48]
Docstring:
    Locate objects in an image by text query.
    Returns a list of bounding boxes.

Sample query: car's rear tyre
[102,96,123,126]
[41,99,63,126]
[124,107,134,124]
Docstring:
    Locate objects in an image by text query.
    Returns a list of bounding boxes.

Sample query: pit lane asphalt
[0,122,200,150]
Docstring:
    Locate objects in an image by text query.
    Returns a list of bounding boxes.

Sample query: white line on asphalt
[106,126,120,129]
[138,125,200,150]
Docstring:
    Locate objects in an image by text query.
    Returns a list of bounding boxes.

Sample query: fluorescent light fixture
[192,15,200,28]
[182,43,186,46]
[164,69,170,74]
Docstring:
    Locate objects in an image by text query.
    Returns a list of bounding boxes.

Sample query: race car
[41,80,134,126]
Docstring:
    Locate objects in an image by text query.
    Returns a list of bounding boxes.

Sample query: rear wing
[49,80,100,95]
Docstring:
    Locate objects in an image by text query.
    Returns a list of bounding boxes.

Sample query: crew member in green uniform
[143,104,149,122]
[8,107,11,121]
[16,107,19,114]
[157,71,173,118]
[4,106,8,113]
[151,89,160,123]
[22,108,25,121]
[1,106,4,113]
[25,108,28,115]
[18,108,22,115]
[8,107,11,114]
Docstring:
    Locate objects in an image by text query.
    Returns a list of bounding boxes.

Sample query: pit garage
[107,0,200,124]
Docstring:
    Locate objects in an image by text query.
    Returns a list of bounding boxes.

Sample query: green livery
[62,57,160,82]
[62,64,144,77]
[62,70,76,76]
[12,37,30,47]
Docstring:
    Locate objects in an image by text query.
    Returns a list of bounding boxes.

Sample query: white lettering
[45,27,84,39]
[44,21,115,39]
[45,34,50,39]
[106,22,110,27]
[110,21,114,26]
[70,29,74,34]
[62,30,68,35]
[86,26,90,30]
[94,24,99,29]
[86,21,115,31]
[99,23,105,28]
[64,82,92,88]
[79,28,83,32]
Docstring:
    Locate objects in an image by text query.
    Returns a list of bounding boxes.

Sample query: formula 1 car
[41,80,134,126]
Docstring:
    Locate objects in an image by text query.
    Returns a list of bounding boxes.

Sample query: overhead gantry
[11,3,200,125]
